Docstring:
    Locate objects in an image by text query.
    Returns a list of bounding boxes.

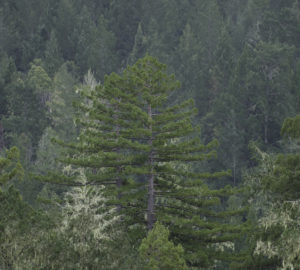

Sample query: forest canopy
[0,0,300,269]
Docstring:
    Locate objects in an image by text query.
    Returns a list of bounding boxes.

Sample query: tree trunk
[233,155,236,186]
[264,114,268,144]
[0,120,4,151]
[147,104,155,230]
[114,103,122,212]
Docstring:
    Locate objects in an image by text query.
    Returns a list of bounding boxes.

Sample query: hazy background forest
[1,0,300,269]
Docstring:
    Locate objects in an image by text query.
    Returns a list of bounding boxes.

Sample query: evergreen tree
[139,222,188,270]
[57,168,122,269]
[236,116,300,270]
[231,144,281,270]
[47,61,80,140]
[204,93,247,185]
[74,7,117,80]
[0,146,23,189]
[243,42,294,144]
[0,51,15,150]
[127,23,148,65]
[117,57,245,269]
[107,0,142,60]
[0,146,28,269]
[0,186,39,270]
[3,64,50,152]
[43,30,63,77]
[27,59,53,106]
[54,0,78,61]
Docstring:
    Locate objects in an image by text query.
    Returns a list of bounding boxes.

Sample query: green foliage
[0,51,15,117]
[1,1,300,269]
[0,186,37,269]
[0,147,23,188]
[281,115,300,139]
[241,117,300,270]
[255,201,300,270]
[4,168,134,270]
[44,168,124,269]
[233,146,281,270]
[262,115,300,201]
[255,117,300,270]
[43,30,64,77]
[42,55,246,269]
[3,66,50,151]
[1,0,300,188]
[28,59,53,105]
[139,222,188,270]
[263,154,300,200]
[75,11,118,80]
[47,62,79,139]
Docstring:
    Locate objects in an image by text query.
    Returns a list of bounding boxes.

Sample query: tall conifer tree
[37,55,246,268]
[123,56,246,268]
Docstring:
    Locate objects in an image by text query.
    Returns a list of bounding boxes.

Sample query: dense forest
[1,0,300,269]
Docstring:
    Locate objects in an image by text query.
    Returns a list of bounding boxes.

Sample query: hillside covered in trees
[1,0,300,269]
